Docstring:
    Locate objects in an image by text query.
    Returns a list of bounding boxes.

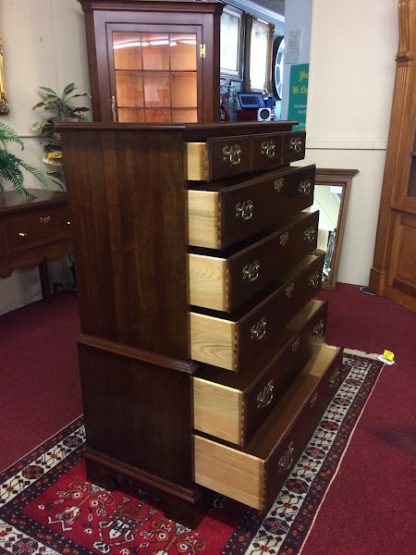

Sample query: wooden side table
[0,189,72,298]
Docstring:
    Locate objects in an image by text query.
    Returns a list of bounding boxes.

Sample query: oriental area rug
[0,351,383,555]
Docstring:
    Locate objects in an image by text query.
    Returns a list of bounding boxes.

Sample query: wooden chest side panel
[79,344,194,487]
[61,128,189,359]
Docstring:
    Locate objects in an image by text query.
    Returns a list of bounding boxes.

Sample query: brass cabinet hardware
[308,271,321,288]
[309,391,318,408]
[66,221,71,225]
[250,317,267,341]
[298,179,312,195]
[291,337,301,352]
[242,260,260,282]
[312,319,325,337]
[18,232,28,238]
[285,282,295,298]
[39,215,51,224]
[278,441,295,473]
[256,379,275,409]
[235,200,254,221]
[303,226,317,242]
[279,231,290,246]
[199,43,206,58]
[222,144,242,166]
[260,140,276,159]
[110,95,117,122]
[274,177,285,192]
[329,367,342,389]
[289,137,303,152]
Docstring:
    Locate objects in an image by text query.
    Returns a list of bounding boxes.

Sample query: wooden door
[370,0,416,310]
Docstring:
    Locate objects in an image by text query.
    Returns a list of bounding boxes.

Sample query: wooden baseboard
[368,267,387,295]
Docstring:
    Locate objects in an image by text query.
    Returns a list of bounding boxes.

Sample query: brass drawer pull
[250,317,267,341]
[285,282,295,298]
[261,140,276,159]
[278,441,295,473]
[18,232,28,238]
[309,391,318,408]
[235,200,254,221]
[39,215,51,224]
[329,367,342,389]
[289,137,303,152]
[274,177,285,192]
[308,271,321,288]
[291,337,301,352]
[223,144,242,166]
[298,179,312,195]
[312,319,325,337]
[304,226,317,242]
[66,221,71,225]
[279,231,290,247]
[256,379,275,409]
[242,260,260,282]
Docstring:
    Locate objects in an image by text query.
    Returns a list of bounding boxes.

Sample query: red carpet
[0,352,382,554]
[1,285,416,554]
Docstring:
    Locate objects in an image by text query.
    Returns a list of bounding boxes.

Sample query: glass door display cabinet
[79,0,223,123]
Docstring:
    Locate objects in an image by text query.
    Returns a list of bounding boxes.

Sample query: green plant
[32,82,90,188]
[0,122,49,199]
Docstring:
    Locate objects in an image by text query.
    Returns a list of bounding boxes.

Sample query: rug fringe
[343,347,381,360]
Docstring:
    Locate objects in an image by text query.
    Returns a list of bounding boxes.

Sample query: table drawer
[190,253,324,372]
[188,165,315,249]
[193,299,328,446]
[5,208,71,253]
[188,211,319,312]
[194,344,343,511]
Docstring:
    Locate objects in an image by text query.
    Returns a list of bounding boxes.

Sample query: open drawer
[194,344,344,510]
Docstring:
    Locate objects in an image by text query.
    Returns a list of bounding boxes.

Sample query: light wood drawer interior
[194,344,342,510]
[193,299,327,446]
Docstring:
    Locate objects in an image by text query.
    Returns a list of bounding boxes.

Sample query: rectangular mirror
[310,168,357,289]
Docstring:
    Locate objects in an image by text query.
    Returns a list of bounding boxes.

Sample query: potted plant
[32,82,90,188]
[0,122,49,199]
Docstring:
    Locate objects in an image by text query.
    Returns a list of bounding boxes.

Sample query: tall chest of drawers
[60,121,343,521]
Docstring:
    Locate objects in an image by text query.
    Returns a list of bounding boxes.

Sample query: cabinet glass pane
[171,73,197,107]
[170,34,197,70]
[172,109,197,123]
[118,108,145,122]
[145,109,171,122]
[143,74,170,107]
[142,33,170,70]
[113,32,142,70]
[115,71,144,107]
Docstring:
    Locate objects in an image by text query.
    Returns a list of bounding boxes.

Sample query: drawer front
[251,133,283,171]
[282,131,306,164]
[187,165,315,250]
[228,211,319,312]
[5,208,71,253]
[236,253,324,373]
[190,253,324,372]
[193,299,328,447]
[208,136,252,180]
[220,165,315,249]
[188,211,319,313]
[265,347,343,508]
[194,345,343,510]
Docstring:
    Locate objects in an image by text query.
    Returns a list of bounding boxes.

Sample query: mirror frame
[315,168,358,289]
[0,37,8,114]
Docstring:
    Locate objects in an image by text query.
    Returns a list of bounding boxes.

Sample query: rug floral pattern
[0,353,383,555]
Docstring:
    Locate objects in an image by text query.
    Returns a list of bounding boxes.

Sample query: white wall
[0,0,90,314]
[281,0,313,119]
[305,0,398,285]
